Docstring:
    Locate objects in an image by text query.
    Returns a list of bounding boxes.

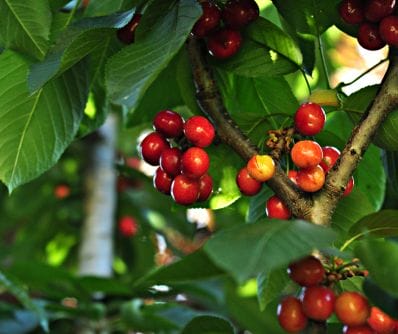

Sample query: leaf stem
[64,0,82,28]
[317,34,330,89]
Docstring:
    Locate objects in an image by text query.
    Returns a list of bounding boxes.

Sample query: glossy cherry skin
[153,167,173,195]
[139,132,170,166]
[181,147,210,179]
[296,165,325,192]
[160,147,182,177]
[198,173,213,201]
[367,306,395,333]
[184,115,215,148]
[302,286,336,321]
[335,291,370,327]
[358,22,386,50]
[339,0,365,24]
[320,146,340,173]
[119,216,138,237]
[153,109,184,138]
[291,140,323,169]
[343,176,355,197]
[207,28,242,59]
[379,15,398,47]
[294,102,326,136]
[365,0,396,22]
[247,154,275,182]
[117,13,142,44]
[266,195,291,219]
[236,167,262,196]
[343,325,375,334]
[288,170,298,185]
[222,0,260,29]
[171,175,200,205]
[277,296,308,333]
[287,256,325,287]
[192,1,221,38]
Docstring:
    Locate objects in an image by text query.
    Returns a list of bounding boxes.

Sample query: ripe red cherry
[184,115,215,148]
[171,175,200,205]
[181,147,210,179]
[222,0,260,29]
[291,140,323,169]
[236,167,262,196]
[339,0,365,24]
[367,306,395,333]
[117,13,142,44]
[296,165,325,192]
[365,0,396,22]
[287,256,325,287]
[302,286,335,321]
[335,291,370,327]
[207,28,242,59]
[277,296,308,333]
[288,170,298,185]
[119,216,138,237]
[198,173,213,201]
[160,147,182,177]
[153,167,173,194]
[192,1,221,38]
[139,132,169,166]
[343,176,355,197]
[153,110,184,138]
[294,102,326,136]
[320,146,340,173]
[358,22,386,50]
[343,325,374,334]
[379,15,398,47]
[266,195,291,219]
[54,184,71,199]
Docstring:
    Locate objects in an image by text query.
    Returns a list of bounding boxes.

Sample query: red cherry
[153,110,184,138]
[339,0,365,24]
[181,147,210,179]
[54,184,71,199]
[184,115,215,148]
[236,167,262,196]
[266,195,291,220]
[153,167,173,195]
[358,22,386,50]
[335,292,370,327]
[118,216,138,237]
[343,176,355,197]
[117,13,142,44]
[379,15,398,47]
[287,256,325,287]
[198,173,213,201]
[302,286,335,321]
[343,325,375,334]
[192,1,221,38]
[320,146,340,173]
[294,102,326,136]
[277,296,308,333]
[365,0,396,22]
[171,175,200,205]
[139,132,169,166]
[222,0,260,29]
[160,147,182,177]
[291,140,323,169]
[367,306,395,333]
[296,165,326,192]
[288,170,298,185]
[207,28,242,59]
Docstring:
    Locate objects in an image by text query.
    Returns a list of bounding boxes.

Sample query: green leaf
[382,151,398,209]
[342,85,379,116]
[363,279,398,318]
[257,268,290,311]
[348,210,398,239]
[28,12,132,92]
[247,187,272,223]
[0,51,89,192]
[181,315,235,334]
[355,239,398,296]
[106,0,201,108]
[0,0,51,60]
[0,270,48,332]
[204,220,337,282]
[84,0,134,17]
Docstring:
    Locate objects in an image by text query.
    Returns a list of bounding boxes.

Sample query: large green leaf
[348,210,398,239]
[106,0,201,108]
[0,0,51,60]
[0,51,89,192]
[257,268,290,311]
[181,315,235,334]
[204,220,337,282]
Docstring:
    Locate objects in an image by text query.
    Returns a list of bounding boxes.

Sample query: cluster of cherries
[339,0,398,50]
[278,256,397,333]
[236,102,355,219]
[192,0,259,59]
[139,110,215,206]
